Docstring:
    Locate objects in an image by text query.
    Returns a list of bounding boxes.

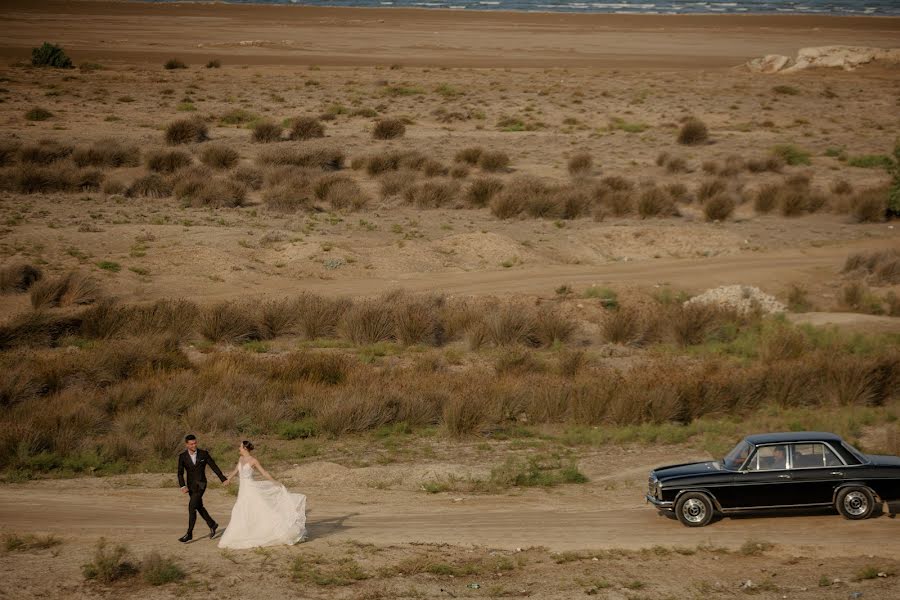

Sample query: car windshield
[723,440,753,470]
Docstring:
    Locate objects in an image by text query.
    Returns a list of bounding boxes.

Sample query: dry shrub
[251,121,282,143]
[296,293,352,339]
[754,183,780,213]
[533,306,576,346]
[30,271,100,309]
[231,165,264,190]
[843,248,900,284]
[600,175,633,192]
[3,163,103,194]
[604,191,634,216]
[600,306,657,346]
[340,299,396,344]
[478,150,510,172]
[164,118,209,145]
[402,179,460,208]
[747,156,784,173]
[465,176,504,208]
[666,182,690,203]
[200,144,239,169]
[703,194,736,221]
[324,179,369,211]
[669,303,731,346]
[174,172,246,208]
[697,178,727,202]
[79,299,132,339]
[637,186,675,218]
[102,179,127,195]
[557,348,588,377]
[759,325,809,363]
[289,116,325,141]
[567,152,592,176]
[554,187,592,219]
[145,149,192,173]
[841,281,868,310]
[373,119,405,140]
[129,299,199,339]
[442,393,489,437]
[72,139,140,168]
[258,298,297,339]
[0,264,43,294]
[18,140,72,165]
[126,174,171,198]
[850,187,888,223]
[719,155,745,177]
[831,179,853,195]
[256,144,344,170]
[449,163,470,179]
[420,158,448,177]
[454,147,483,165]
[677,117,708,145]
[0,139,22,166]
[482,304,538,347]
[494,347,545,376]
[395,296,443,346]
[778,185,810,217]
[262,166,318,211]
[490,176,548,219]
[362,149,427,176]
[198,302,259,343]
[313,173,352,201]
[379,170,417,198]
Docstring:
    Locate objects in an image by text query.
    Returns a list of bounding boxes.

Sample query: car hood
[866,454,900,467]
[652,461,722,480]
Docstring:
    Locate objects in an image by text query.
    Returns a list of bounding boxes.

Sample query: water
[147,0,900,16]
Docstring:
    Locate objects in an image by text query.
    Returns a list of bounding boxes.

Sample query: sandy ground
[1,2,899,68]
[2,444,900,599]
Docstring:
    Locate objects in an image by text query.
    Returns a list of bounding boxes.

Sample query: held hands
[223,478,231,486]
[180,486,188,494]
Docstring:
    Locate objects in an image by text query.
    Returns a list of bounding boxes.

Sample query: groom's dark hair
[185,434,197,442]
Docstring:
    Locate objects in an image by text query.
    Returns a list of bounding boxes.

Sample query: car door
[783,442,846,505]
[732,444,792,508]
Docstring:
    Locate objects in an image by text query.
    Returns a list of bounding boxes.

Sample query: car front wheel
[836,486,875,520]
[675,492,714,527]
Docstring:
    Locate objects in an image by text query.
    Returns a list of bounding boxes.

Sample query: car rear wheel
[836,486,875,520]
[675,492,714,527]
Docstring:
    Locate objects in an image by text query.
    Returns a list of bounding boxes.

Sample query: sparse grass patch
[3,532,61,552]
[142,552,186,586]
[164,58,187,70]
[772,144,811,166]
[25,107,52,121]
[848,154,893,169]
[567,152,592,176]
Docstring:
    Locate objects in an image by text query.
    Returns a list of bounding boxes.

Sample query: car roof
[744,431,843,445]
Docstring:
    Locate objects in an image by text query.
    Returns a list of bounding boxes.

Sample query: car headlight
[655,481,662,498]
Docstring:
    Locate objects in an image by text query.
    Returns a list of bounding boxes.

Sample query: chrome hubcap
[843,491,868,516]
[682,498,707,523]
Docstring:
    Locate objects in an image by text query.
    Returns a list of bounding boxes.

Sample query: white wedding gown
[218,461,307,549]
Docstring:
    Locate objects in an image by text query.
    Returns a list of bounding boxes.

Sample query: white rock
[745,45,900,73]
[684,285,786,315]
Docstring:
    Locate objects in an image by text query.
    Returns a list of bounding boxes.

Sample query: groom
[177,434,227,543]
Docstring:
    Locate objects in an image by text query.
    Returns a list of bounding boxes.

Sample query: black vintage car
[646,432,900,527]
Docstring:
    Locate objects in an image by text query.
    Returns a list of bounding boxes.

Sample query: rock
[684,284,786,315]
[745,45,900,73]
[740,580,755,590]
[746,54,794,73]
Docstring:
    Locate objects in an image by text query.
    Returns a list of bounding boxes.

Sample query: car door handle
[830,472,844,477]
[777,474,791,479]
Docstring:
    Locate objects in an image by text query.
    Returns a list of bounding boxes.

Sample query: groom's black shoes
[178,533,192,543]
[209,523,218,539]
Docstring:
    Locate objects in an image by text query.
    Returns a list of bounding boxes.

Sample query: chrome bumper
[645,494,674,510]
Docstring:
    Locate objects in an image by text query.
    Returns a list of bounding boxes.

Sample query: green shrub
[677,118,708,145]
[164,58,187,70]
[277,418,318,440]
[82,539,138,584]
[142,552,186,586]
[25,107,52,121]
[848,154,894,169]
[772,144,811,166]
[31,42,73,68]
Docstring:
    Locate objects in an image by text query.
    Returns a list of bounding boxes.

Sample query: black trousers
[187,487,216,533]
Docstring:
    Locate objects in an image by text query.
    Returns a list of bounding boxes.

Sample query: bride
[218,440,307,549]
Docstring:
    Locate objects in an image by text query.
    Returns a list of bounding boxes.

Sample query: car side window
[791,443,843,468]
[747,445,788,471]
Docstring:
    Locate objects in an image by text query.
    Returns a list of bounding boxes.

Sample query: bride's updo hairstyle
[242,440,255,452]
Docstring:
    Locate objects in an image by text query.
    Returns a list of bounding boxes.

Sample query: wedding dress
[218,461,307,549]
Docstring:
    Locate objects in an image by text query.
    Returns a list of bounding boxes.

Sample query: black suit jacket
[177,449,226,492]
